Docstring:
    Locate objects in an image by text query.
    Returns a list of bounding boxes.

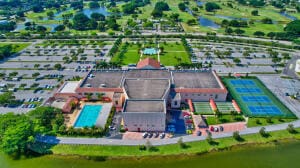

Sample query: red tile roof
[137,57,161,69]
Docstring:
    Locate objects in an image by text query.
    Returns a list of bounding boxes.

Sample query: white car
[142,132,148,138]
[159,132,165,139]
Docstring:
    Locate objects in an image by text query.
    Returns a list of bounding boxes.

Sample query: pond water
[185,8,193,16]
[279,12,297,21]
[1,141,300,168]
[14,24,59,32]
[196,1,204,6]
[0,20,8,24]
[198,16,220,29]
[82,7,110,18]
[214,15,248,21]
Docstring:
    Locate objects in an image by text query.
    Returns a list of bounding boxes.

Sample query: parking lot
[188,40,297,74]
[0,39,113,114]
[258,75,300,118]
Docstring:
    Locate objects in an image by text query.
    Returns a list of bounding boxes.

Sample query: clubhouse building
[53,58,228,132]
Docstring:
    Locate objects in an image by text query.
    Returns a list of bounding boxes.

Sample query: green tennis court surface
[193,102,214,115]
[193,102,237,114]
[222,78,296,118]
[216,102,237,114]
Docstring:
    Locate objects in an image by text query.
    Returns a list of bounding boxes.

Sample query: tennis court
[193,102,214,115]
[242,96,271,103]
[222,78,296,118]
[236,88,262,93]
[249,106,282,115]
[216,102,237,114]
[230,80,255,86]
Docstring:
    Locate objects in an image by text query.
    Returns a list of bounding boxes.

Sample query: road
[36,119,300,146]
[140,32,294,46]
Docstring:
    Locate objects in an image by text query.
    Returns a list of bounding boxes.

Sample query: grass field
[111,42,191,66]
[205,115,245,125]
[247,117,297,127]
[222,77,296,118]
[173,0,293,35]
[18,0,299,37]
[31,128,300,157]
[0,43,31,53]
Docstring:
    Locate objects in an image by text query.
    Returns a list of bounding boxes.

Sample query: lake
[198,17,220,29]
[82,7,110,18]
[279,12,297,21]
[1,141,300,168]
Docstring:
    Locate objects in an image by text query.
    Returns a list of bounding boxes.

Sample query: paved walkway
[36,120,300,146]
[193,122,247,136]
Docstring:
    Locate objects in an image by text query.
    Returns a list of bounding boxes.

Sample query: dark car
[196,131,202,136]
[219,126,224,132]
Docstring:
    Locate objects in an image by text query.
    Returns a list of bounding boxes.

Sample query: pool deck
[95,103,112,128]
[68,101,112,128]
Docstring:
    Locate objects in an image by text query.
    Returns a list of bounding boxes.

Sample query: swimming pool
[143,48,157,55]
[74,105,102,127]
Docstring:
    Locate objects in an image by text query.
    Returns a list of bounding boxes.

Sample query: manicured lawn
[247,117,297,127]
[38,128,300,157]
[176,0,292,36]
[0,42,31,53]
[205,115,245,125]
[111,42,191,66]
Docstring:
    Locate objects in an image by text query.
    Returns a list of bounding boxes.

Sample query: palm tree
[68,126,75,136]
[97,93,103,101]
[87,93,92,101]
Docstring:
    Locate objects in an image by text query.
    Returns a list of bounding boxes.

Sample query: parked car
[154,132,159,138]
[148,132,153,138]
[196,131,202,136]
[214,127,219,132]
[142,132,148,138]
[219,126,224,132]
[160,132,165,139]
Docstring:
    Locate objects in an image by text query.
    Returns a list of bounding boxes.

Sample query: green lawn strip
[0,43,31,53]
[205,115,245,125]
[247,118,297,127]
[44,128,300,157]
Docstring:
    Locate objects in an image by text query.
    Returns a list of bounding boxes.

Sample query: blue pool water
[143,48,158,55]
[74,105,102,127]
